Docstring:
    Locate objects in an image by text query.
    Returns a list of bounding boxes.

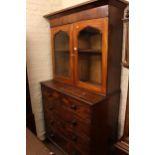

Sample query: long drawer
[42,86,91,121]
[47,128,88,155]
[51,114,90,153]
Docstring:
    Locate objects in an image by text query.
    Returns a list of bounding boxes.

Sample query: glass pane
[78,27,102,86]
[54,31,70,77]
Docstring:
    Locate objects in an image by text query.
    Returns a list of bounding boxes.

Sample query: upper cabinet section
[45,0,127,94]
[51,18,108,93]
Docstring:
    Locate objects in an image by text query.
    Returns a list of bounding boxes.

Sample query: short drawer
[42,87,60,101]
[43,98,60,115]
[61,95,91,121]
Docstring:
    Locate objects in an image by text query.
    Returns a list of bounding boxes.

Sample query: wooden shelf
[80,80,101,87]
[79,49,101,54]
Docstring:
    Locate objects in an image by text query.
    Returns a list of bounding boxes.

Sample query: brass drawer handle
[71,119,77,127]
[71,104,77,110]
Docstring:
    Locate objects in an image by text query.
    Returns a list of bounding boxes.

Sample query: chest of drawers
[41,80,120,155]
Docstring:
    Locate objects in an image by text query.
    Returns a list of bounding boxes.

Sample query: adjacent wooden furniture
[115,88,129,155]
[115,5,129,155]
[41,0,127,155]
[26,128,55,155]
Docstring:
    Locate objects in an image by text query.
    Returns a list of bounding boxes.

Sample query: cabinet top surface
[41,80,107,105]
[44,0,127,20]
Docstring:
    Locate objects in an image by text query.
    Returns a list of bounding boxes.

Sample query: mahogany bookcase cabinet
[41,0,127,155]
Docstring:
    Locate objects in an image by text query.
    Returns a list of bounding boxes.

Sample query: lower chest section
[42,86,92,155]
[41,79,117,155]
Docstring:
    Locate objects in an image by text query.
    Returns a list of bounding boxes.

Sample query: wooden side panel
[107,5,124,94]
[91,92,120,155]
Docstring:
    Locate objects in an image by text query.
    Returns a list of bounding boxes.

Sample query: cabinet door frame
[73,18,108,93]
[51,24,74,84]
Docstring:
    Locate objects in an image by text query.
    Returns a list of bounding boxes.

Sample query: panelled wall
[26,0,128,140]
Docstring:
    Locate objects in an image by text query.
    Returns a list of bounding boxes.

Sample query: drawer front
[50,115,90,154]
[47,129,69,153]
[61,95,91,121]
[42,86,92,155]
[42,86,91,121]
[54,107,91,137]
[47,129,87,155]
[67,143,87,155]
[42,87,60,101]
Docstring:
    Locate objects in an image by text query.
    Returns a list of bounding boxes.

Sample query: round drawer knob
[71,104,77,110]
[49,106,54,111]
[71,119,77,126]
[50,120,54,125]
[72,135,78,142]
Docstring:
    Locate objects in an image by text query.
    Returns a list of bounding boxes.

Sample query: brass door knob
[74,47,77,51]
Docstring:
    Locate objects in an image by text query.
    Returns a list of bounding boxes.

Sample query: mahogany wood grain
[49,6,108,27]
[41,80,106,104]
[44,0,126,20]
[106,5,125,94]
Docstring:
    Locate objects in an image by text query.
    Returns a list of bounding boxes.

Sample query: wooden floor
[44,139,66,155]
[27,128,65,155]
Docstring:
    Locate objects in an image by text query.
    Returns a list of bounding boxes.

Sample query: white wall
[26,0,128,140]
[62,0,88,8]
[26,0,62,140]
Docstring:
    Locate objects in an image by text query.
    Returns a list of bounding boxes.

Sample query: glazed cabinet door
[73,18,108,93]
[52,24,74,84]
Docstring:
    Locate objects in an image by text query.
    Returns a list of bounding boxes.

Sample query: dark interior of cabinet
[78,27,102,86]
